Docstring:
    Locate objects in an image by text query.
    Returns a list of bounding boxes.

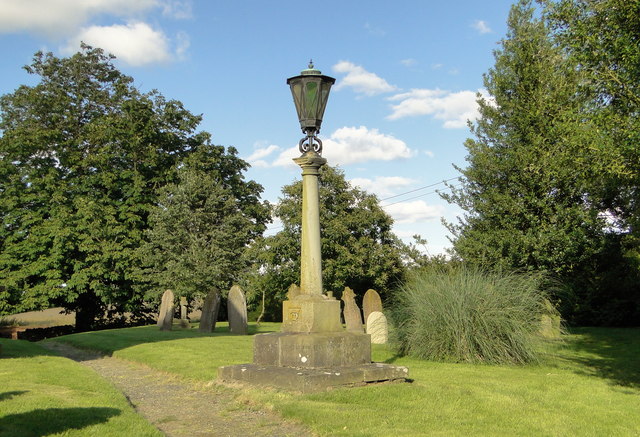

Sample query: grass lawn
[0,339,161,437]
[44,324,639,436]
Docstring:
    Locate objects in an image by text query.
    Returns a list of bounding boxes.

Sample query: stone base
[282,295,342,333]
[253,331,371,368]
[218,363,409,393]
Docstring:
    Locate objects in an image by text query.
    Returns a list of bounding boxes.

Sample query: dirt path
[41,342,314,437]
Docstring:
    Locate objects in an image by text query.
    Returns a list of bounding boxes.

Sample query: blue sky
[0,0,516,255]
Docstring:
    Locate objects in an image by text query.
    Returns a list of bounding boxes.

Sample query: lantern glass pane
[304,81,318,119]
[319,83,332,120]
[291,81,303,119]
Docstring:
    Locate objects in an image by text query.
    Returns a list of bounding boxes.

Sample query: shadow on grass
[383,353,404,364]
[563,327,640,389]
[41,322,280,358]
[0,407,120,437]
[0,390,28,401]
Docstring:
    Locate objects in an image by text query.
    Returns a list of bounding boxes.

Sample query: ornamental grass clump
[390,265,553,364]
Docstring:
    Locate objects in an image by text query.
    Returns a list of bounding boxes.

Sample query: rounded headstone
[157,289,175,331]
[227,285,248,335]
[198,290,221,333]
[362,289,383,327]
[366,311,388,344]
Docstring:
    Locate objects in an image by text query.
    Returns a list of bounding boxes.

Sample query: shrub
[390,265,554,364]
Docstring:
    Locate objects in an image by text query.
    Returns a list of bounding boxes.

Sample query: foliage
[389,265,552,364]
[543,0,640,325]
[0,45,266,330]
[0,339,161,436]
[444,0,605,274]
[47,325,640,436]
[139,147,269,305]
[443,0,639,325]
[243,165,406,320]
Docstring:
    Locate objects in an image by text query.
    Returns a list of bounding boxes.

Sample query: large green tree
[245,165,407,321]
[443,1,611,319]
[140,146,269,304]
[0,45,264,329]
[543,0,640,324]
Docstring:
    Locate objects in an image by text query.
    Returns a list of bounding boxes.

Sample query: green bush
[390,265,554,364]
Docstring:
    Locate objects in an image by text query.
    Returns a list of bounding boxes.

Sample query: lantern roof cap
[301,60,322,75]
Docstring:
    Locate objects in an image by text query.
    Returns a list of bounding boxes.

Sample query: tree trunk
[74,291,102,332]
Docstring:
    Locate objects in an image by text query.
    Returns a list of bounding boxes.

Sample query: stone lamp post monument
[219,63,408,392]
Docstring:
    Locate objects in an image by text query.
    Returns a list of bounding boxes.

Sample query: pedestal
[282,295,342,333]
[217,150,408,391]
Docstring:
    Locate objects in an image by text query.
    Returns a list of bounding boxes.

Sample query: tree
[543,0,640,324]
[442,1,611,320]
[0,45,264,329]
[140,146,269,304]
[244,165,407,321]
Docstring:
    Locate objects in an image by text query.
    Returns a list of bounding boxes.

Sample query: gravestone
[179,296,190,328]
[199,290,221,333]
[366,311,388,344]
[227,285,248,335]
[362,289,383,328]
[341,287,364,333]
[157,289,175,331]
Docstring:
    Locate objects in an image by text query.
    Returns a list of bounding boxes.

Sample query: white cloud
[272,126,415,167]
[383,200,445,224]
[246,144,281,168]
[364,22,386,37]
[175,31,191,59]
[323,126,414,165]
[62,22,174,66]
[0,0,191,64]
[161,0,193,19]
[472,20,492,34]
[400,58,417,67]
[0,0,158,37]
[332,61,397,96]
[387,88,483,129]
[349,176,417,198]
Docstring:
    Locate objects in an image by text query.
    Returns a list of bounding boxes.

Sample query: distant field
[7,308,75,327]
[7,307,203,328]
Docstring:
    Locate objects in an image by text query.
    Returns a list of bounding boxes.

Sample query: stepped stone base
[218,362,409,393]
[254,331,371,368]
[219,331,409,392]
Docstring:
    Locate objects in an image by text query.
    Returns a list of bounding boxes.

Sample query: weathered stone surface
[178,296,190,328]
[362,289,383,327]
[286,283,301,300]
[253,331,371,368]
[198,290,220,333]
[282,295,343,333]
[157,289,175,331]
[218,362,409,393]
[366,311,388,344]
[227,285,248,335]
[341,287,364,333]
[179,296,188,319]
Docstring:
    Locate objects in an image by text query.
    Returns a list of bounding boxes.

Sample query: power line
[264,176,463,231]
[379,177,461,201]
[381,183,462,207]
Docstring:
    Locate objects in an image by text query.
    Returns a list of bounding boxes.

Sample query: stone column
[281,151,342,333]
[293,151,326,296]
